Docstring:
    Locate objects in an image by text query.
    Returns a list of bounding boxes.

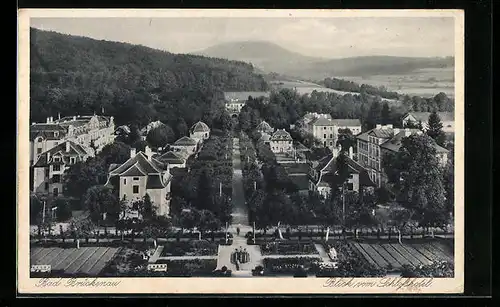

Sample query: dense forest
[30,28,268,129]
[238,87,453,133]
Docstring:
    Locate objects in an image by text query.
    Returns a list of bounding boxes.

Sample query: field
[349,239,454,271]
[339,67,455,98]
[30,246,121,276]
[270,80,398,104]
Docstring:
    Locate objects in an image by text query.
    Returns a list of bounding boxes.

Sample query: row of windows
[323,134,333,139]
[123,178,140,184]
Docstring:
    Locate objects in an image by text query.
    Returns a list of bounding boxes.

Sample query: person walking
[236,227,240,236]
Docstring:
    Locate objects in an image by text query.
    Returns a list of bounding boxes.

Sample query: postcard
[17,8,464,294]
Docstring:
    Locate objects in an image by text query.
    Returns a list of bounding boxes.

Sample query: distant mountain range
[193,41,454,80]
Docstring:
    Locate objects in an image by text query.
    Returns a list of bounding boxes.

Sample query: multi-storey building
[269,129,294,154]
[256,120,275,135]
[356,124,448,187]
[189,121,210,144]
[30,114,115,166]
[308,152,375,198]
[32,140,92,196]
[224,91,270,116]
[306,116,362,154]
[402,112,454,133]
[106,147,172,217]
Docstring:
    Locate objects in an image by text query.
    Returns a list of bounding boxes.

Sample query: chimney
[66,141,70,152]
[73,116,77,121]
[404,128,411,137]
[349,146,354,160]
[145,146,152,159]
[47,152,50,161]
[46,117,50,124]
[387,124,393,129]
[376,124,382,129]
[50,117,53,123]
[130,148,136,158]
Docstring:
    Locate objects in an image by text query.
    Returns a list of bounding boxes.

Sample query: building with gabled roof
[32,140,92,197]
[30,114,115,166]
[105,147,172,216]
[156,150,187,171]
[224,91,270,116]
[170,136,199,156]
[270,129,294,155]
[256,121,274,134]
[308,152,375,198]
[189,121,210,143]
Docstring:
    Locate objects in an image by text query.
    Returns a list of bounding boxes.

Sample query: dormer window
[53,156,61,162]
[54,131,59,137]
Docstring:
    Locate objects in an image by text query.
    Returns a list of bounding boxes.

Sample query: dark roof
[158,151,186,164]
[109,152,162,176]
[331,119,362,127]
[359,171,376,187]
[369,129,394,139]
[190,121,210,133]
[270,129,292,141]
[290,175,310,191]
[146,174,168,189]
[174,136,198,146]
[284,163,310,175]
[311,118,336,126]
[33,141,89,167]
[30,124,68,141]
[315,154,334,173]
[224,91,270,101]
[294,142,310,152]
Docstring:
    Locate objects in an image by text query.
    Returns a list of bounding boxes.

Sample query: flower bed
[155,259,217,277]
[260,241,319,255]
[401,261,453,278]
[263,256,322,275]
[160,240,218,257]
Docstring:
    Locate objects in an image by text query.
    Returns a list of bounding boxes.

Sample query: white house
[402,112,454,133]
[270,129,294,154]
[189,121,210,144]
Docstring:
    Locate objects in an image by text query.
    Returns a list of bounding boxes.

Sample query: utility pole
[219,182,222,197]
[42,200,46,224]
[254,181,257,191]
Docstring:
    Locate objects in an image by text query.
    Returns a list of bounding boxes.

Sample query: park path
[314,243,332,263]
[216,137,263,273]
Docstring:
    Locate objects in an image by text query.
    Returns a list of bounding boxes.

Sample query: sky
[30,17,455,59]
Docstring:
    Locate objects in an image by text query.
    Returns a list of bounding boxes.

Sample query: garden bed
[262,256,322,275]
[260,241,319,256]
[155,258,218,277]
[159,240,218,257]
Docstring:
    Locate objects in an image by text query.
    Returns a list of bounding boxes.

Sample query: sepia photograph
[17,9,464,294]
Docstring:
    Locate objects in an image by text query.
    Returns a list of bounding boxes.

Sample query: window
[53,188,59,197]
[347,183,354,190]
[133,177,139,181]
[53,156,60,162]
[44,182,49,190]
[329,134,333,138]
[323,127,326,130]
[123,179,127,185]
[54,132,59,137]
[133,185,139,194]
[323,134,327,138]
[330,142,333,145]
[36,148,42,154]
[70,157,76,164]
[53,165,60,171]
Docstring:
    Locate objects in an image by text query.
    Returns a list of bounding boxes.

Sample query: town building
[170,136,199,157]
[305,116,362,154]
[258,132,272,146]
[299,113,331,133]
[402,112,454,133]
[156,150,187,172]
[224,91,270,116]
[139,120,165,141]
[32,140,92,197]
[269,129,294,154]
[308,152,375,198]
[356,124,448,187]
[256,120,275,135]
[106,147,172,216]
[30,114,115,166]
[189,121,210,144]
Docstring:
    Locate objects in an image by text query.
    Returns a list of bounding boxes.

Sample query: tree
[146,124,176,148]
[390,134,448,228]
[336,128,355,152]
[81,185,118,223]
[179,208,201,233]
[175,118,188,138]
[381,102,391,125]
[52,198,72,222]
[388,207,414,244]
[426,112,446,147]
[196,169,215,211]
[30,195,43,224]
[365,100,382,130]
[100,141,131,166]
[198,210,221,239]
[142,193,155,220]
[63,157,107,199]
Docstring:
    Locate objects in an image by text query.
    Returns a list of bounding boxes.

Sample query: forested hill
[30,28,268,128]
